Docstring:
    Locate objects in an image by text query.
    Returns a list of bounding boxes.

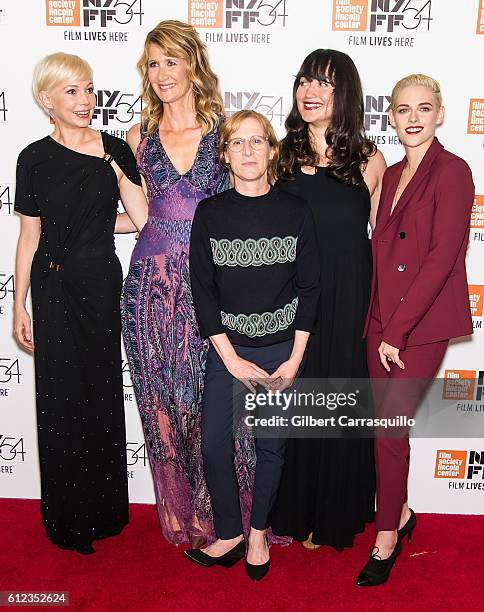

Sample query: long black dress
[14,132,141,553]
[271,167,376,549]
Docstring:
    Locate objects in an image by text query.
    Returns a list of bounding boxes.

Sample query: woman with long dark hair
[271,49,386,550]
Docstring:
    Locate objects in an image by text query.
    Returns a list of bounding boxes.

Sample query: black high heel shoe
[356,539,402,587]
[184,539,245,568]
[245,535,270,582]
[398,508,416,543]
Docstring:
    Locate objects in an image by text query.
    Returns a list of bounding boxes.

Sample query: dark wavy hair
[279,49,375,188]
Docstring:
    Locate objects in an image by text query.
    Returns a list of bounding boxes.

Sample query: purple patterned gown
[121,125,255,545]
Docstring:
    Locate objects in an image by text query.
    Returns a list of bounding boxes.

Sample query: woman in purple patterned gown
[121,20,253,547]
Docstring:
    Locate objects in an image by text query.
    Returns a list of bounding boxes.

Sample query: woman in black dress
[271,49,386,550]
[13,52,147,554]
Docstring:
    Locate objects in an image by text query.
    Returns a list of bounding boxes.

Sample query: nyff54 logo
[122,359,133,388]
[0,91,7,121]
[46,0,143,28]
[91,90,143,127]
[126,441,147,467]
[364,94,391,131]
[189,0,288,29]
[0,274,15,302]
[333,0,432,33]
[0,435,26,462]
[0,358,21,385]
[0,184,13,215]
[224,91,285,125]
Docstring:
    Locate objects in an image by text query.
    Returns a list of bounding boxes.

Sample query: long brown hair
[279,49,375,188]
[137,20,224,135]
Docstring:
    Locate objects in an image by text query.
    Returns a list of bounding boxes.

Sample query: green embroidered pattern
[221,298,298,338]
[210,236,297,267]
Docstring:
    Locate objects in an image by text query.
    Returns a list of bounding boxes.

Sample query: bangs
[146,32,189,63]
[33,52,93,99]
[297,51,335,86]
[159,43,187,61]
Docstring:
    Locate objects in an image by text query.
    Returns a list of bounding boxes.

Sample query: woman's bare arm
[14,215,41,351]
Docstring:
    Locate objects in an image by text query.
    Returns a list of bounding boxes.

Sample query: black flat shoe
[184,539,245,568]
[356,539,402,587]
[398,508,416,542]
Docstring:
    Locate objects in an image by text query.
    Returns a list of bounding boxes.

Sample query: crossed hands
[223,354,300,393]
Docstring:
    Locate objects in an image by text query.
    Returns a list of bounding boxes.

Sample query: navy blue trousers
[202,340,292,539]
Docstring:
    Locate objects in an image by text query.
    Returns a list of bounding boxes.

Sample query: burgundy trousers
[366,302,448,531]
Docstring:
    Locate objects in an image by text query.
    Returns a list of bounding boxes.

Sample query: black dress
[14,132,141,553]
[270,167,376,549]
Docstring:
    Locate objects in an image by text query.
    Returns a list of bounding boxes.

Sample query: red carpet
[1,499,482,611]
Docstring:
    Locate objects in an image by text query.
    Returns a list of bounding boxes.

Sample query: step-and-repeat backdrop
[0,1,483,513]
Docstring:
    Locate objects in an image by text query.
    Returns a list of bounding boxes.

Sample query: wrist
[210,339,238,366]
[221,352,240,368]
[288,353,303,367]
[14,301,27,313]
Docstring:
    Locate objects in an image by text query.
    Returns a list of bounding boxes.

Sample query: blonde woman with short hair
[14,52,147,554]
[358,74,474,585]
[121,20,254,547]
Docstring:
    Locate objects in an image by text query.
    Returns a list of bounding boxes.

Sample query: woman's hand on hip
[378,341,404,372]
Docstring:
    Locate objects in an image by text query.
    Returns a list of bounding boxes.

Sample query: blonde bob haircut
[33,52,93,105]
[390,73,442,110]
[220,110,280,185]
[137,20,224,136]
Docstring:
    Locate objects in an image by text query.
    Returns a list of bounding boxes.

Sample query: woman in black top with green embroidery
[186,110,319,580]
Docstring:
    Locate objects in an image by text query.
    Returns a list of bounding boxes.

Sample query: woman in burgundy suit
[357,74,474,586]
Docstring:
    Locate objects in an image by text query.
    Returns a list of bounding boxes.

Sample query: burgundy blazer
[364,138,474,349]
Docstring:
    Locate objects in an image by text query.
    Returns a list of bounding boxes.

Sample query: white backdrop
[0,0,483,513]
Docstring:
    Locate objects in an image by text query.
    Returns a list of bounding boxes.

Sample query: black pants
[202,340,293,539]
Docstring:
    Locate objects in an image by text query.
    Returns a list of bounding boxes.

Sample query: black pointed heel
[184,539,245,568]
[217,552,245,568]
[398,508,416,543]
[245,559,270,581]
[356,539,402,587]
[245,535,270,581]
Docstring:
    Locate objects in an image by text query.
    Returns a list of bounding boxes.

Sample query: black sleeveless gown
[271,167,375,549]
[14,132,141,553]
